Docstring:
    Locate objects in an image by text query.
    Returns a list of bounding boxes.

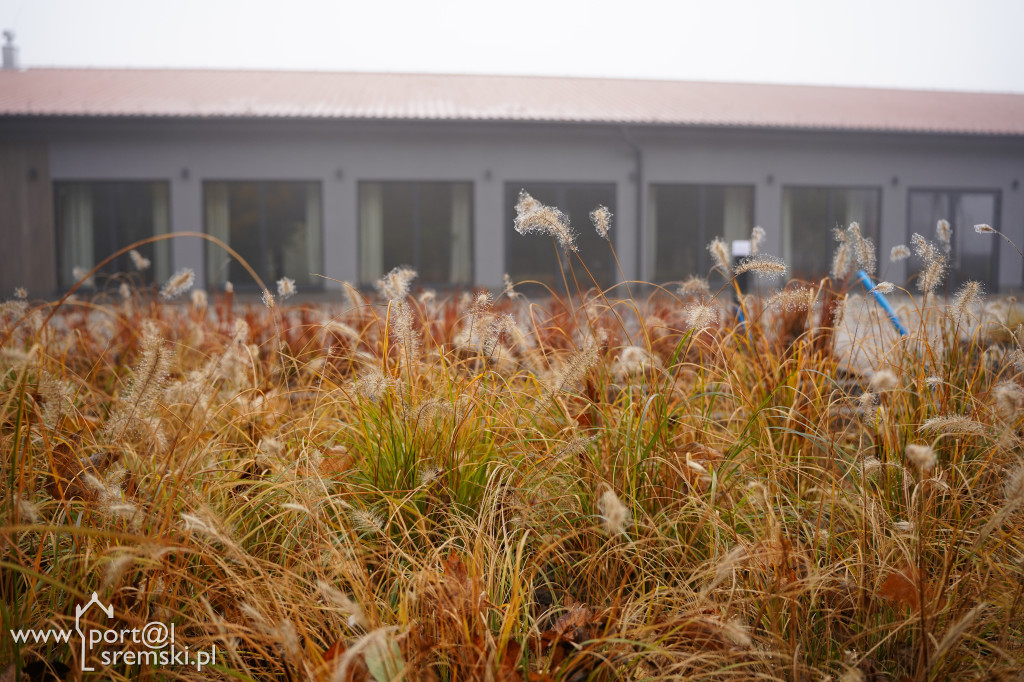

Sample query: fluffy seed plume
[685,303,719,329]
[160,268,195,300]
[678,276,711,297]
[514,190,577,252]
[890,244,911,262]
[129,249,151,271]
[992,381,1024,419]
[590,205,612,240]
[40,372,75,429]
[191,289,208,310]
[766,286,817,313]
[911,233,947,294]
[831,229,853,279]
[750,226,766,255]
[952,281,982,320]
[503,273,518,300]
[920,415,985,435]
[905,444,936,473]
[102,331,174,446]
[376,266,417,301]
[598,487,630,536]
[548,338,599,395]
[1004,463,1024,510]
[277,277,297,300]
[869,369,899,392]
[708,237,731,275]
[72,266,95,288]
[390,299,420,364]
[974,223,995,234]
[936,219,952,253]
[870,281,895,294]
[612,345,660,381]
[833,223,876,278]
[734,255,788,280]
[354,367,392,403]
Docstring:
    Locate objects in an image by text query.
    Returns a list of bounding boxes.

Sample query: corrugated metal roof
[2,68,1023,135]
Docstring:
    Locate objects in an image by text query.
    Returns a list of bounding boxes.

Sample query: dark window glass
[358,182,473,286]
[505,183,616,293]
[649,184,754,282]
[54,181,171,289]
[782,187,881,281]
[204,181,322,289]
[908,189,999,290]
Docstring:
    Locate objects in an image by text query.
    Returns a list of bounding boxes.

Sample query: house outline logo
[74,591,113,672]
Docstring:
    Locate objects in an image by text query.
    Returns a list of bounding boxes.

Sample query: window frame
[905,186,1001,289]
[356,179,475,288]
[52,178,172,290]
[202,179,325,291]
[647,182,756,281]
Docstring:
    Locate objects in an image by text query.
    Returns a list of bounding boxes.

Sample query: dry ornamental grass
[1,212,1023,681]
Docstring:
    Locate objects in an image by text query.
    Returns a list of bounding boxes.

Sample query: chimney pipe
[3,30,19,70]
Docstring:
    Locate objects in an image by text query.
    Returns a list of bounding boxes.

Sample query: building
[2,65,1023,296]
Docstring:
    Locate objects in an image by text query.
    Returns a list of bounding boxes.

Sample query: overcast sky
[3,0,1023,93]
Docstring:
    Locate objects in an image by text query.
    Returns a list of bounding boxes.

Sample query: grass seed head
[708,237,732,275]
[766,286,816,312]
[953,281,983,320]
[992,381,1024,419]
[355,367,393,403]
[911,233,947,294]
[890,244,911,262]
[936,219,952,253]
[590,205,612,240]
[598,487,630,536]
[376,266,418,301]
[1004,463,1024,511]
[129,249,151,271]
[548,338,600,394]
[869,369,899,392]
[678,276,711,297]
[920,414,985,435]
[831,230,854,279]
[503,273,518,299]
[905,443,936,473]
[277,277,297,300]
[514,190,577,252]
[974,223,995,234]
[686,303,719,330]
[734,255,788,280]
[160,267,195,300]
[750,226,766,255]
[72,266,95,288]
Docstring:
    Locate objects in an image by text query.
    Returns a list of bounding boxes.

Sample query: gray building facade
[2,69,1023,295]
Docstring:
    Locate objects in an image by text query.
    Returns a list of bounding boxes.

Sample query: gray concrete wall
[4,118,1022,293]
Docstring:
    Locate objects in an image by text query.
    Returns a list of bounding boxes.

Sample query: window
[204,181,322,290]
[505,183,616,292]
[782,187,881,280]
[359,182,472,286]
[648,184,754,282]
[908,189,999,290]
[54,181,170,289]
